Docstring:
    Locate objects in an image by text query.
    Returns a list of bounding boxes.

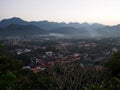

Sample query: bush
[105,51,120,76]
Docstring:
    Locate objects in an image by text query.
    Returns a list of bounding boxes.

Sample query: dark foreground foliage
[0,45,120,90]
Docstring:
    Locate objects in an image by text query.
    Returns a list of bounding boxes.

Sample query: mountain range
[0,17,120,38]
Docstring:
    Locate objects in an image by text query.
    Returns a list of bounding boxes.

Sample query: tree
[0,44,5,56]
[0,71,17,89]
[0,56,23,89]
[105,51,120,76]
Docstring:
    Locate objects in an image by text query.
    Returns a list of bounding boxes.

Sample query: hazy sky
[0,0,120,25]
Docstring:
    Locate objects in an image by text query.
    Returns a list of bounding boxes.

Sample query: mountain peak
[0,17,28,28]
[1,17,27,23]
[11,17,23,20]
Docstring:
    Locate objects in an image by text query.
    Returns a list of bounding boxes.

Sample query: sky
[0,0,120,25]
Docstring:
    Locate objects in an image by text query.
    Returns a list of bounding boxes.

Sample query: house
[22,66,31,69]
[46,51,53,56]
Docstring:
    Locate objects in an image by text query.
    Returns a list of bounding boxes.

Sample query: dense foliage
[105,51,120,76]
[0,44,120,90]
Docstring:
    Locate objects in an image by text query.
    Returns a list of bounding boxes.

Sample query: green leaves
[113,77,120,84]
[85,84,106,90]
[105,51,120,76]
[0,72,17,89]
[0,44,5,50]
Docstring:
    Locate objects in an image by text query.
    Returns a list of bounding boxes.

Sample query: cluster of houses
[22,50,81,73]
[7,39,118,73]
[16,49,31,55]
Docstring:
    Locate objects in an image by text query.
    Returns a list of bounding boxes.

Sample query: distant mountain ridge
[0,17,120,38]
[0,17,28,28]
[94,24,120,37]
[0,24,47,36]
[0,17,105,30]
